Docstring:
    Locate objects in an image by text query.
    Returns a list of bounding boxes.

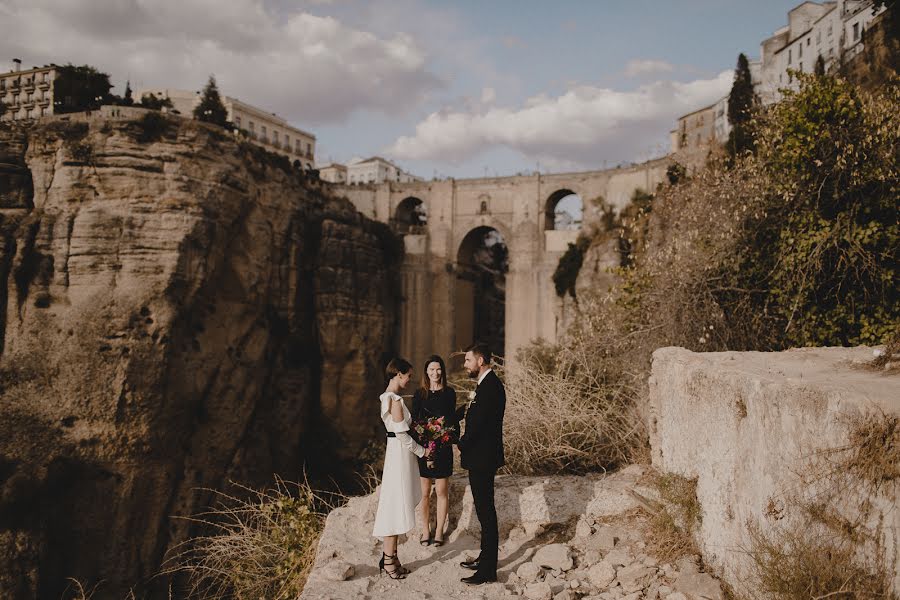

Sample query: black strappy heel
[379,552,407,579]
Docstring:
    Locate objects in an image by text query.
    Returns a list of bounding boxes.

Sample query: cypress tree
[123,80,134,106]
[726,53,756,159]
[193,75,228,127]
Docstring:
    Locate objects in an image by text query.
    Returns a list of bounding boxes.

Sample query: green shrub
[131,111,174,144]
[166,478,336,600]
[553,235,590,297]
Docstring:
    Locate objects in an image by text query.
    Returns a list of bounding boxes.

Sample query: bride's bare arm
[390,396,425,457]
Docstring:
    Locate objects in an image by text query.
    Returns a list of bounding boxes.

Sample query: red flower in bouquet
[413,416,453,469]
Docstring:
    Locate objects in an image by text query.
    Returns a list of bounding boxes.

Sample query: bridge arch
[392,196,427,234]
[453,225,509,359]
[544,188,583,231]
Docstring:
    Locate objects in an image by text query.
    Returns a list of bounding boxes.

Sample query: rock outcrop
[649,346,900,596]
[0,114,400,599]
[302,466,726,600]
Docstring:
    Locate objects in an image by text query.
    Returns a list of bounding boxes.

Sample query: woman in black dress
[411,354,458,547]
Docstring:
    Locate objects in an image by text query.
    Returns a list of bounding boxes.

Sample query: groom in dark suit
[457,342,506,585]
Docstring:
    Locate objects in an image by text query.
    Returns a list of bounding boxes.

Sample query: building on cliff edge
[333,156,422,185]
[0,60,57,122]
[138,87,317,170]
[670,0,886,166]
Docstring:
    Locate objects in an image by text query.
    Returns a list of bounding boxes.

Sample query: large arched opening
[454,226,508,358]
[392,196,427,234]
[544,189,583,231]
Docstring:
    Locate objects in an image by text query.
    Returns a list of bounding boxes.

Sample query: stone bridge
[337,158,670,368]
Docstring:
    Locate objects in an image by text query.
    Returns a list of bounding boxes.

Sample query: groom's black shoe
[461,572,497,585]
[459,558,480,570]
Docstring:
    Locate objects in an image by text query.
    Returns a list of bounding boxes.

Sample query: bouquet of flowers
[413,415,454,469]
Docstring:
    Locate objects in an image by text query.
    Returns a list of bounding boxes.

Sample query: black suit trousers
[468,467,498,575]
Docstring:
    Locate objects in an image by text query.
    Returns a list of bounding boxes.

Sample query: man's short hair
[385,357,413,379]
[465,342,492,365]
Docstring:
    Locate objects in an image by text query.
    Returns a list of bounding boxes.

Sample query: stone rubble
[301,466,727,600]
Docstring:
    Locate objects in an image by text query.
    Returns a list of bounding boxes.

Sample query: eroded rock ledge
[650,346,900,597]
[0,115,399,598]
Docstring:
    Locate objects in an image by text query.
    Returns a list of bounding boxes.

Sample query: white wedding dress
[372,391,425,538]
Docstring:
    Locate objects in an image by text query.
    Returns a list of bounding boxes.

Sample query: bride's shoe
[379,552,407,580]
[419,528,432,546]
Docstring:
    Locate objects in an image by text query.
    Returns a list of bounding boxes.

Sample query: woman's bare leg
[434,477,450,542]
[383,534,397,556]
[419,477,432,542]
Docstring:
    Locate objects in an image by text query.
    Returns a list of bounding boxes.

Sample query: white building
[345,156,421,185]
[0,60,57,122]
[758,0,885,103]
[673,0,886,158]
[137,87,316,169]
[318,163,347,184]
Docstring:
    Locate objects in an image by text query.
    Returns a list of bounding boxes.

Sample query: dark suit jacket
[458,369,505,471]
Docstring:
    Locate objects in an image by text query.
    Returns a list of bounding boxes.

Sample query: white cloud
[624,59,676,78]
[481,87,496,104]
[0,0,441,124]
[387,71,732,167]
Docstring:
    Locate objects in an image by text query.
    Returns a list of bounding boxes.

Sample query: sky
[0,0,805,178]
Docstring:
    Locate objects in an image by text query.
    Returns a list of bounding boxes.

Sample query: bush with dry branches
[163,477,340,600]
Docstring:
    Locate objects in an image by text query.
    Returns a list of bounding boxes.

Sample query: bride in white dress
[372,358,428,580]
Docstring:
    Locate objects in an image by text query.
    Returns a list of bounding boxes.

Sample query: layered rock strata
[0,114,399,599]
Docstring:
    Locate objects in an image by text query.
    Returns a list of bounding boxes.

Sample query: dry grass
[810,412,900,500]
[746,521,896,600]
[496,349,646,475]
[871,328,899,370]
[744,411,900,600]
[843,413,900,496]
[163,476,339,600]
[639,471,701,564]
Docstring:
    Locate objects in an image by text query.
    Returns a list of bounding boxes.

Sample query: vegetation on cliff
[517,72,898,478]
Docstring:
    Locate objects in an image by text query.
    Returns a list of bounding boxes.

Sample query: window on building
[261,125,267,142]
[306,142,312,155]
[799,43,803,58]
[807,38,810,46]
[788,49,792,63]
[295,140,302,153]
[249,121,255,131]
[273,131,279,143]
[817,31,821,44]
[853,22,860,41]
[285,135,290,148]
[235,116,241,128]
[828,24,833,36]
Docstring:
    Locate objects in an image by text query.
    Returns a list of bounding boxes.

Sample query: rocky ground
[301,466,725,600]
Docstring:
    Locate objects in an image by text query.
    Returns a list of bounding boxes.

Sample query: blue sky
[1,0,804,178]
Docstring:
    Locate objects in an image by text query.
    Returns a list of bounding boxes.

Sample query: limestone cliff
[0,114,400,599]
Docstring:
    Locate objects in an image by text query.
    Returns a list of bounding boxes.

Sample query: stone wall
[0,116,399,598]
[649,346,900,596]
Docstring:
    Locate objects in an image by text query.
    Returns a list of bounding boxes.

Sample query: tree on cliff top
[53,64,113,113]
[194,75,228,127]
[726,53,757,160]
[122,80,134,106]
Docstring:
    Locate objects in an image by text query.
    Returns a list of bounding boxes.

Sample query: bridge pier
[336,159,670,370]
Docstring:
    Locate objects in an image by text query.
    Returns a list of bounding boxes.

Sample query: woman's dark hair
[385,357,413,380]
[419,354,447,396]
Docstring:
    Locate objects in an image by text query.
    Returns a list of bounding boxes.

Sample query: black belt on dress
[386,432,396,437]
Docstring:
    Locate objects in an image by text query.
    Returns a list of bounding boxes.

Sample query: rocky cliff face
[0,114,399,599]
